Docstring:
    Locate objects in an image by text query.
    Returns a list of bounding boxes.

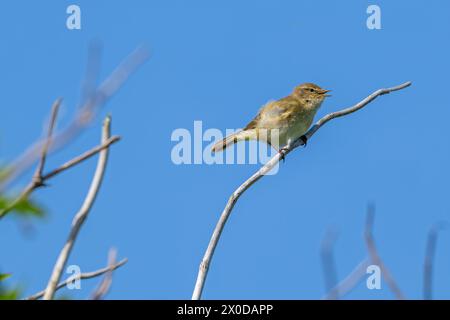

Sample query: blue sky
[1,0,450,299]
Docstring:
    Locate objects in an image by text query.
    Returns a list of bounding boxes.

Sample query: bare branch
[423,221,447,300]
[90,248,118,300]
[295,81,412,149]
[42,136,120,181]
[34,98,61,184]
[26,257,127,300]
[191,82,412,300]
[0,135,120,219]
[364,204,405,299]
[320,227,339,299]
[43,116,113,300]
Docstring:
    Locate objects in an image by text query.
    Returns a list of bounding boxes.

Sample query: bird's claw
[278,147,289,163]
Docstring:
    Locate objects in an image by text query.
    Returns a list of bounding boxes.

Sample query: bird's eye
[309,89,314,92]
[306,99,311,103]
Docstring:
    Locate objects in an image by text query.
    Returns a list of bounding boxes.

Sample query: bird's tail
[211,129,258,153]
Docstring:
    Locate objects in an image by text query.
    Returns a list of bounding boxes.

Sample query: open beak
[320,89,332,97]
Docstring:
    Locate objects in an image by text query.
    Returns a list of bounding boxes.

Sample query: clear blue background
[1,0,449,299]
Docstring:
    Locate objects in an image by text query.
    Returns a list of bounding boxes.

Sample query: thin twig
[0,135,120,219]
[423,221,447,300]
[42,136,120,181]
[90,248,118,300]
[191,81,412,300]
[364,204,405,299]
[26,258,127,300]
[34,99,61,184]
[43,116,113,300]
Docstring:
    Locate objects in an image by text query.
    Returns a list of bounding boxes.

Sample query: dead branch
[26,256,127,300]
[192,82,412,300]
[43,116,114,300]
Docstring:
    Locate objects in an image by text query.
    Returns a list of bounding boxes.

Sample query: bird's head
[292,83,331,109]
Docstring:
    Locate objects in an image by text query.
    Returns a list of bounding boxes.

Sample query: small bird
[211,83,331,153]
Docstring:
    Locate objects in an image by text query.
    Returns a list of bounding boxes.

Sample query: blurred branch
[324,202,415,300]
[320,227,339,299]
[80,41,102,105]
[43,116,114,300]
[423,221,447,300]
[323,258,371,300]
[26,257,127,300]
[365,204,405,299]
[0,99,61,218]
[0,44,148,192]
[191,81,412,300]
[90,248,117,300]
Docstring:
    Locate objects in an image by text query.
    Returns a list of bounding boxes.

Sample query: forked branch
[26,256,127,300]
[43,116,115,300]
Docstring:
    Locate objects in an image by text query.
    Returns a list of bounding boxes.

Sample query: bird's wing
[245,97,296,130]
[243,100,274,129]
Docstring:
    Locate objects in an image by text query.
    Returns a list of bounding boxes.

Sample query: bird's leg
[278,148,287,163]
[278,140,292,163]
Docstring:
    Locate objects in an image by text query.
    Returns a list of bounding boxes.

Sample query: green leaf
[0,274,22,300]
[0,196,46,218]
[11,198,45,218]
[0,288,21,300]
[0,274,11,282]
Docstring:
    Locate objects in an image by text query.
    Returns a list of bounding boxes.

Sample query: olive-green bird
[211,83,331,153]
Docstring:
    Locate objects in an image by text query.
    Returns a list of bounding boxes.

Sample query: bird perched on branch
[211,83,331,153]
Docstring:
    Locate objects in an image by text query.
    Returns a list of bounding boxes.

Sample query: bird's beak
[320,89,332,97]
